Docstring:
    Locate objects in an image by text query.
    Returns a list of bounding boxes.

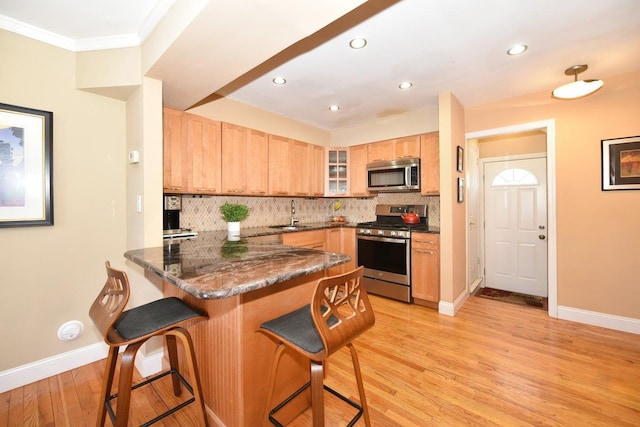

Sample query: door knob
[539,234,546,240]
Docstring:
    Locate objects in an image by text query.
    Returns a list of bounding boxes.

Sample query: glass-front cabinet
[325,148,349,196]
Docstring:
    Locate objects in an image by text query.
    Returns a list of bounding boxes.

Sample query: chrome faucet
[290,199,299,226]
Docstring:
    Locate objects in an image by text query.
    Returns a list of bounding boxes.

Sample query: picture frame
[601,136,640,190]
[0,103,53,227]
[456,145,464,172]
[457,177,464,203]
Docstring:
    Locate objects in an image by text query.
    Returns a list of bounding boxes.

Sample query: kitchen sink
[269,225,310,231]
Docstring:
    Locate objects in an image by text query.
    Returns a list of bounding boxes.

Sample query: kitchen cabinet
[221,122,246,194]
[411,233,439,307]
[290,139,310,196]
[420,132,440,195]
[367,135,421,163]
[308,144,325,197]
[348,144,369,197]
[326,227,356,276]
[282,229,326,251]
[221,123,268,195]
[367,139,394,163]
[395,135,421,159]
[185,113,222,194]
[325,148,349,196]
[163,107,186,193]
[268,134,291,196]
[246,128,269,195]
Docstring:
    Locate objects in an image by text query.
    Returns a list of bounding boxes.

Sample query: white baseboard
[557,305,640,335]
[0,343,164,394]
[439,289,469,316]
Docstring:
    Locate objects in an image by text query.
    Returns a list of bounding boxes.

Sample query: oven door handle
[357,235,408,244]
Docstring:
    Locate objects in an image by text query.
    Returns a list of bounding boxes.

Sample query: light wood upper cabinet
[420,132,440,195]
[221,122,247,194]
[349,144,370,197]
[185,113,221,194]
[163,107,186,193]
[246,128,269,195]
[290,139,310,196]
[221,123,268,195]
[308,144,325,197]
[367,135,421,163]
[367,139,394,163]
[325,148,349,196]
[395,135,421,159]
[268,134,291,196]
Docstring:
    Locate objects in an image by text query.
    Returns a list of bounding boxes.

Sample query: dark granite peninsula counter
[124,230,350,427]
[124,230,349,299]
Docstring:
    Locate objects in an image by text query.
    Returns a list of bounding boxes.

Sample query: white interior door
[484,157,547,297]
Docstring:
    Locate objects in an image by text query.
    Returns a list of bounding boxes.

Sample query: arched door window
[491,167,539,186]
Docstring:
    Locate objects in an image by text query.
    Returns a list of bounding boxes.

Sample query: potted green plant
[220,203,249,240]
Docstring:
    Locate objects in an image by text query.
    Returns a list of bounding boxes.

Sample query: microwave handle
[405,167,411,187]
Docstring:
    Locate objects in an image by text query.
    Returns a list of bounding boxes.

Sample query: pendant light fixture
[552,64,603,99]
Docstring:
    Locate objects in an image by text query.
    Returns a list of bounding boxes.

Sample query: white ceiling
[2,0,639,131]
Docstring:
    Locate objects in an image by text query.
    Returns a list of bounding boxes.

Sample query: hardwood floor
[2,295,639,426]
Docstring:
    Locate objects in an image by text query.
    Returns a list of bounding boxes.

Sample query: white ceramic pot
[227,221,240,241]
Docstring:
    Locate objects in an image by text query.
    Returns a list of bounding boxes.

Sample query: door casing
[465,119,557,317]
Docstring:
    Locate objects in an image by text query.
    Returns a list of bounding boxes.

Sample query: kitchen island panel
[163,272,320,426]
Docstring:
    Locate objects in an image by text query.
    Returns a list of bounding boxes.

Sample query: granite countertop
[411,227,440,234]
[125,229,350,300]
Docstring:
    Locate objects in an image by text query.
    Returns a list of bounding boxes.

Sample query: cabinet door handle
[414,240,435,244]
[414,249,436,254]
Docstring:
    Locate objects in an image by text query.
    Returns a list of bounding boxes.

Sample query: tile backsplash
[180,193,440,231]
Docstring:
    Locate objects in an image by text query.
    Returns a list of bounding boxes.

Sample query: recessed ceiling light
[272,76,286,85]
[349,37,367,49]
[507,44,528,55]
[399,82,413,90]
[329,105,340,112]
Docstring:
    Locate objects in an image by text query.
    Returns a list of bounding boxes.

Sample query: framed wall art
[601,136,640,190]
[457,177,464,203]
[0,103,53,227]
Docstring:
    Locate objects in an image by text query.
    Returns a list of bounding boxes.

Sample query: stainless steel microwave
[367,158,420,192]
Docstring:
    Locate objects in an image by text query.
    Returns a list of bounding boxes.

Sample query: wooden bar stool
[89,261,208,426]
[259,266,375,427]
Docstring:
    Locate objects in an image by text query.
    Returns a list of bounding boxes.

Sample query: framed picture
[0,103,53,227]
[457,177,464,203]
[601,136,640,190]
[456,145,464,172]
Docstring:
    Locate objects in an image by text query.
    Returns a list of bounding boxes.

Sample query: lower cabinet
[326,227,356,276]
[411,233,440,307]
[282,229,326,251]
[283,228,356,277]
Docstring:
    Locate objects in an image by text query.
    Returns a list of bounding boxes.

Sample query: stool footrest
[105,369,196,426]
[268,381,363,427]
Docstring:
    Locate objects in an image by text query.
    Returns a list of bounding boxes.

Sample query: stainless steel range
[356,204,428,302]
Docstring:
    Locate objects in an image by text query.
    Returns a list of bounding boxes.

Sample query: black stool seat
[115,297,204,340]
[260,305,337,355]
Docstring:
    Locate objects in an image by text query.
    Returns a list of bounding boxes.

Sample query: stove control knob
[377,230,384,236]
[390,230,397,236]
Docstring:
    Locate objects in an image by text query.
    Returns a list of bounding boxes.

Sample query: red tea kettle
[401,212,420,224]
